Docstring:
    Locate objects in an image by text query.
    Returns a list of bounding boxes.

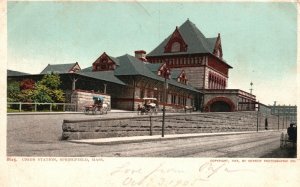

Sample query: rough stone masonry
[62,111,288,140]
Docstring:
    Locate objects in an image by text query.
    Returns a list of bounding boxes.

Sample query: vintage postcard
[1,0,299,186]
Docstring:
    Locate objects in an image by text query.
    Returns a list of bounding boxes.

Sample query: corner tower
[147,19,232,90]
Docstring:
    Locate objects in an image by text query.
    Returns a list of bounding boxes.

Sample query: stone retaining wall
[62,111,288,140]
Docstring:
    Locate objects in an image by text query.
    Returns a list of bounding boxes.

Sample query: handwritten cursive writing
[198,162,227,180]
[110,162,185,186]
[109,161,254,186]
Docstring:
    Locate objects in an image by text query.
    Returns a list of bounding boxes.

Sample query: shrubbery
[7,73,65,104]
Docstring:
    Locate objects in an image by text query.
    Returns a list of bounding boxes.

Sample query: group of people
[287,123,297,143]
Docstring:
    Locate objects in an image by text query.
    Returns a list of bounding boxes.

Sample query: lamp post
[256,100,260,132]
[277,114,280,131]
[161,65,170,137]
[250,82,253,94]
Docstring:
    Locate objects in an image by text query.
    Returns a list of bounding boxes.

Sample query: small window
[171,42,180,52]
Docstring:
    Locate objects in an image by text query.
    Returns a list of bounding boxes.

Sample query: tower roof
[147,19,218,57]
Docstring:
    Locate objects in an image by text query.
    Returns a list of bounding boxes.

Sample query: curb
[68,130,282,146]
[6,111,138,115]
[7,112,84,115]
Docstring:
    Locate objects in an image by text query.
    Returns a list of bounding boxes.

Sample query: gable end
[164,27,188,53]
[92,52,117,71]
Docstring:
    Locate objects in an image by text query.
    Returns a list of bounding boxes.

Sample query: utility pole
[256,100,260,132]
[161,64,170,137]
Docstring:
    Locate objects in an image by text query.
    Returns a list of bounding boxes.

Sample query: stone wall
[71,90,111,112]
[62,111,288,140]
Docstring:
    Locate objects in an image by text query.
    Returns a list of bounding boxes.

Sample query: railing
[7,102,77,112]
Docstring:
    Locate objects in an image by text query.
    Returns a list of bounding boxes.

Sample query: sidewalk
[7,109,138,115]
[7,110,188,118]
[69,130,281,145]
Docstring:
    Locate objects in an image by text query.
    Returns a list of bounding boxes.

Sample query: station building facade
[145,19,256,112]
[8,19,256,112]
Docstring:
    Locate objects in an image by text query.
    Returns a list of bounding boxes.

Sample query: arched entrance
[210,101,231,112]
[205,97,235,112]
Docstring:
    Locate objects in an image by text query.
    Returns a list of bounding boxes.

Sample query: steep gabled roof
[171,69,183,79]
[114,54,199,92]
[80,66,93,72]
[146,63,163,73]
[206,37,218,52]
[114,54,158,79]
[7,69,30,76]
[40,63,79,74]
[146,64,185,81]
[147,19,217,57]
[78,53,200,92]
[109,56,120,66]
[77,71,126,85]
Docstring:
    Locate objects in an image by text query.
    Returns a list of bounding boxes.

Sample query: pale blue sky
[7,1,297,105]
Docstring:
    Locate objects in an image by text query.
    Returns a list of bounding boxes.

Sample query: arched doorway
[210,101,231,112]
[205,97,235,112]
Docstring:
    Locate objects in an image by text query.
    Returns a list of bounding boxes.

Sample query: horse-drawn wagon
[137,98,158,115]
[84,96,109,115]
[280,123,297,149]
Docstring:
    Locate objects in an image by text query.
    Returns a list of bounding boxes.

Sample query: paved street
[7,113,292,157]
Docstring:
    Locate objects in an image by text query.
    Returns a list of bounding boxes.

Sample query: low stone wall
[62,111,288,140]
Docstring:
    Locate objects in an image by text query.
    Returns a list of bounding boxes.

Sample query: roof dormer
[171,69,188,85]
[69,62,81,73]
[164,27,188,53]
[92,52,119,71]
[157,63,171,79]
[178,70,188,84]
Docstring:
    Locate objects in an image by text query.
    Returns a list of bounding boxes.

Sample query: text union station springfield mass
[8,19,257,112]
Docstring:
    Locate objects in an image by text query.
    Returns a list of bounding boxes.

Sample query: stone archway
[204,97,236,112]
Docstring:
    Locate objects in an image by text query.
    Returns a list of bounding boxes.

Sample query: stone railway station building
[8,19,256,112]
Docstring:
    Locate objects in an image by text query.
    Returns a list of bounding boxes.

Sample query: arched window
[171,42,180,52]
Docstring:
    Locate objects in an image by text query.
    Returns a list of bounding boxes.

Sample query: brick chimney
[134,50,147,62]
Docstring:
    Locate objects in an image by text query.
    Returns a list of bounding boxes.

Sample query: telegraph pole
[162,77,167,137]
[256,100,259,132]
[161,64,170,137]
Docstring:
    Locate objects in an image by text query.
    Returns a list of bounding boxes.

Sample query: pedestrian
[287,123,296,143]
[265,118,268,130]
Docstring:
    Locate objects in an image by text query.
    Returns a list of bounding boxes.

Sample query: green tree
[32,84,54,103]
[7,74,65,104]
[33,74,65,103]
[39,74,61,89]
[19,89,35,102]
[7,81,21,102]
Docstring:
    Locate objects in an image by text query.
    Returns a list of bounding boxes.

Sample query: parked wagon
[84,96,109,115]
[138,98,158,115]
[280,123,297,148]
